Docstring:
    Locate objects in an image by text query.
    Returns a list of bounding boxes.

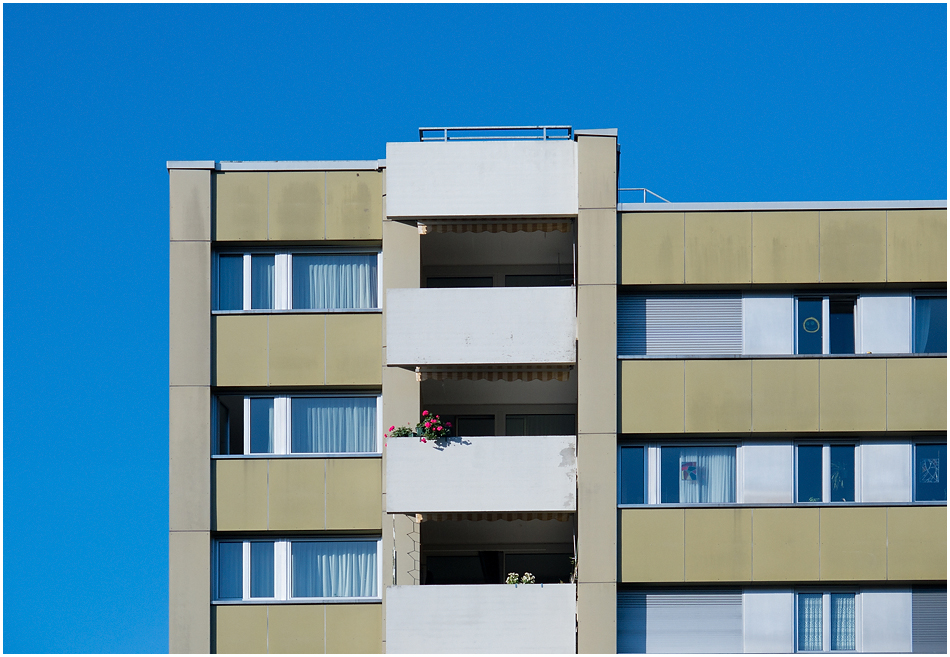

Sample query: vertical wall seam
[266,605,270,654]
[323,172,328,240]
[266,172,270,240]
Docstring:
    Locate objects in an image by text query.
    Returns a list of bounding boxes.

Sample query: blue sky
[3,4,946,653]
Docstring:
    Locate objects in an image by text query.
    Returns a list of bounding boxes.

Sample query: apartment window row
[617,292,947,356]
[214,251,379,311]
[214,538,380,602]
[618,441,946,505]
[215,395,380,456]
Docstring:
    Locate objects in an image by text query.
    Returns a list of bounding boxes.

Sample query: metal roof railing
[419,126,573,142]
[619,188,671,203]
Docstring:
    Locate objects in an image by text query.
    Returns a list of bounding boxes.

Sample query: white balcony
[385,584,576,654]
[386,287,576,367]
[386,435,576,513]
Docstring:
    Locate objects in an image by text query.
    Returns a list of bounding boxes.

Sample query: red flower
[389,426,395,432]
[421,437,427,443]
[446,422,452,428]
[422,410,429,416]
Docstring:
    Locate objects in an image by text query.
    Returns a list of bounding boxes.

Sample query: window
[797,592,856,651]
[914,295,947,354]
[215,251,379,311]
[214,538,380,601]
[215,395,380,455]
[915,443,947,502]
[618,446,645,505]
[505,414,576,436]
[797,444,855,503]
[797,296,856,355]
[618,445,736,505]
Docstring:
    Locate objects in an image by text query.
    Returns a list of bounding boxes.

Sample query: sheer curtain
[675,447,736,503]
[798,593,822,651]
[250,542,274,598]
[292,541,377,598]
[831,593,856,650]
[293,255,377,309]
[291,398,376,453]
[217,542,243,600]
[218,255,244,310]
[251,255,275,309]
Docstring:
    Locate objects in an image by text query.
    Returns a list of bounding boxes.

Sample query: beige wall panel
[267,604,326,654]
[620,509,685,582]
[170,241,211,386]
[325,171,383,240]
[213,460,268,531]
[887,209,947,283]
[326,458,382,530]
[577,582,617,654]
[325,604,383,654]
[621,360,684,433]
[382,360,419,493]
[685,212,752,284]
[578,284,617,435]
[325,314,382,386]
[213,605,267,654]
[381,220,420,293]
[170,386,210,531]
[577,208,617,285]
[886,357,948,431]
[214,172,268,241]
[752,211,820,283]
[685,508,752,582]
[214,315,268,387]
[169,531,210,653]
[621,213,685,285]
[751,507,820,581]
[685,360,752,433]
[819,507,887,580]
[170,169,211,241]
[577,134,617,210]
[268,459,326,530]
[268,315,326,386]
[819,210,887,282]
[819,359,886,431]
[577,433,617,583]
[268,171,325,240]
[886,506,947,580]
[752,359,819,432]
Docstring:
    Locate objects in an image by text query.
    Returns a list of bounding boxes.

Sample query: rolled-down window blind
[913,588,947,653]
[618,295,743,356]
[618,589,743,653]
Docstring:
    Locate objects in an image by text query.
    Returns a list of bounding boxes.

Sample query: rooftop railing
[419,125,573,142]
[619,187,672,203]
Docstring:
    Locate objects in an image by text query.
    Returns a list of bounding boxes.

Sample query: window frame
[795,442,860,504]
[795,590,860,652]
[912,291,948,354]
[618,441,739,506]
[795,294,859,355]
[213,537,383,603]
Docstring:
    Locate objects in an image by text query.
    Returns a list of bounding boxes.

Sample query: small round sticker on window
[802,317,820,333]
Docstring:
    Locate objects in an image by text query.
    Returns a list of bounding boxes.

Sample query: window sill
[213,308,381,315]
[617,501,947,509]
[213,598,382,605]
[618,353,946,360]
[213,453,381,459]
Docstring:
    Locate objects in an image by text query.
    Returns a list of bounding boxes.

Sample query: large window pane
[218,255,244,310]
[250,398,274,454]
[217,542,243,600]
[830,445,855,502]
[291,397,376,453]
[619,446,644,505]
[831,593,856,650]
[250,542,274,598]
[916,444,947,502]
[798,593,823,651]
[250,255,275,309]
[660,446,736,503]
[915,296,947,353]
[505,414,575,436]
[798,299,823,354]
[829,298,855,354]
[291,541,377,598]
[292,254,378,309]
[798,446,823,503]
[455,415,494,437]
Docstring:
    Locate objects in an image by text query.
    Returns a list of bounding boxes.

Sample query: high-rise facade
[169,126,947,654]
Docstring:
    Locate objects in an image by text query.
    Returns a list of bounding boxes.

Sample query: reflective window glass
[619,446,645,505]
[249,398,274,454]
[797,445,823,503]
[798,299,823,354]
[218,255,244,310]
[915,296,947,353]
[916,444,947,502]
[829,298,855,354]
[830,445,855,502]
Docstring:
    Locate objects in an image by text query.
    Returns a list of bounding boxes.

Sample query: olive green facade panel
[576,433,617,584]
[886,506,947,580]
[684,360,752,433]
[214,172,269,241]
[751,507,820,581]
[685,212,752,284]
[752,211,820,283]
[620,212,685,285]
[577,582,617,654]
[819,358,887,432]
[887,209,947,283]
[819,506,887,580]
[819,210,887,282]
[325,604,383,654]
[267,605,326,654]
[213,459,268,531]
[325,314,382,385]
[214,605,268,654]
[752,359,819,432]
[620,509,685,582]
[214,315,268,387]
[268,315,326,387]
[267,171,325,241]
[325,171,383,240]
[268,459,326,531]
[684,508,752,582]
[886,357,947,431]
[169,531,210,653]
[326,458,382,530]
[621,360,684,434]
[577,134,618,210]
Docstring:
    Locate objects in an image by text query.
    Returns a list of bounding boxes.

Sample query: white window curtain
[291,398,376,453]
[291,541,377,598]
[676,447,736,503]
[292,255,377,310]
[251,255,275,309]
[217,542,243,600]
[798,594,822,651]
[831,594,856,650]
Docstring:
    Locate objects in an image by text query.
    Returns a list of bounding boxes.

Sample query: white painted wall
[386,584,576,653]
[743,589,794,653]
[862,589,913,653]
[742,295,794,355]
[386,435,576,513]
[386,141,578,218]
[386,287,576,366]
[858,294,912,354]
[740,443,793,503]
[861,442,913,502]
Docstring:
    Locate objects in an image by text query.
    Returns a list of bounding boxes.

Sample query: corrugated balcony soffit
[414,364,573,382]
[417,219,573,234]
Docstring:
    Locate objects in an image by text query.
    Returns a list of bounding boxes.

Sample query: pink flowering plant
[385,410,452,444]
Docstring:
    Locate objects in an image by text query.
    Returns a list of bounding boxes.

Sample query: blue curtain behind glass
[218,255,244,310]
[292,255,377,309]
[291,541,377,598]
[217,542,243,600]
[250,542,274,598]
[251,255,275,309]
[916,297,947,353]
[291,398,376,453]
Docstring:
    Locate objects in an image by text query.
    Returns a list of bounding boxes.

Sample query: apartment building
[169,126,947,654]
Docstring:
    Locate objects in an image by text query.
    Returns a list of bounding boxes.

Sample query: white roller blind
[618,589,743,653]
[618,295,743,356]
[913,588,947,653]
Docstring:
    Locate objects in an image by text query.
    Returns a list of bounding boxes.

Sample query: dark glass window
[427,276,493,288]
[660,447,681,504]
[798,445,823,502]
[218,254,244,310]
[798,299,823,354]
[830,445,855,502]
[915,296,947,353]
[250,542,275,598]
[455,415,495,437]
[249,398,274,453]
[916,444,947,502]
[618,446,645,505]
[505,414,575,436]
[505,274,573,287]
[829,298,856,354]
[217,542,243,600]
[250,254,275,309]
